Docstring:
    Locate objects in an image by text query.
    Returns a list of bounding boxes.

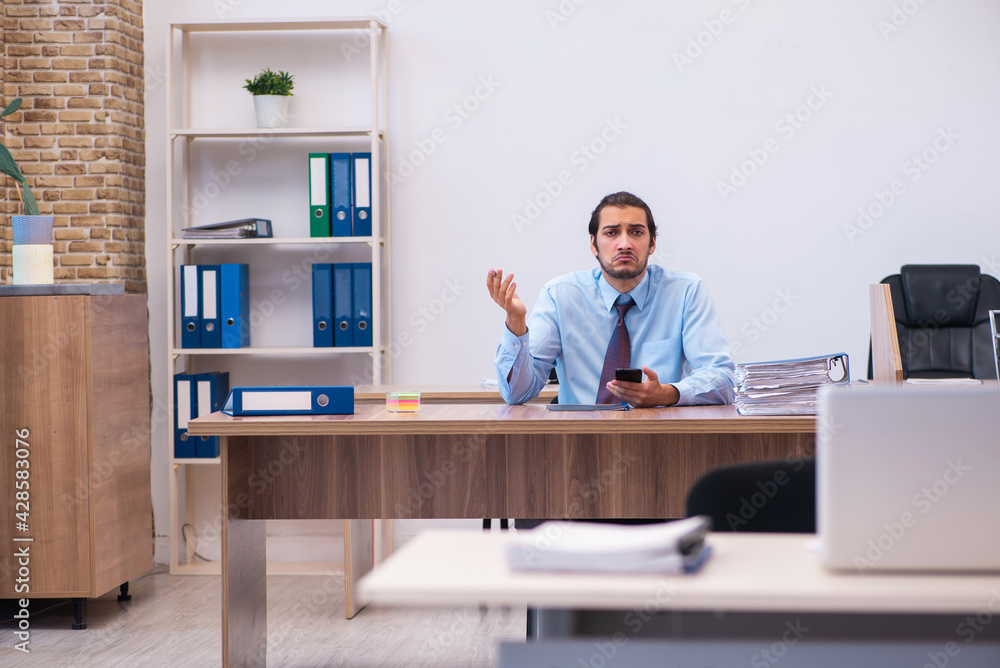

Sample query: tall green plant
[243,68,295,96]
[0,98,39,215]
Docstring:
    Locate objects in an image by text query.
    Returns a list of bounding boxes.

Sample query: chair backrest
[685,459,816,533]
[867,264,1000,379]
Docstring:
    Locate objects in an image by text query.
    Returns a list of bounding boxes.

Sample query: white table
[360,530,1000,664]
[360,530,1000,614]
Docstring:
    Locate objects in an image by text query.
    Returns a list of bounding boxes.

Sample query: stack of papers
[735,353,850,416]
[505,516,712,575]
[905,378,982,385]
[182,218,273,239]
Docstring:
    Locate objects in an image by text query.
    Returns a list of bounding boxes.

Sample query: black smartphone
[614,368,642,383]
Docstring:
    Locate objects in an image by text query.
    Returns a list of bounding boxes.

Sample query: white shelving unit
[164,18,390,583]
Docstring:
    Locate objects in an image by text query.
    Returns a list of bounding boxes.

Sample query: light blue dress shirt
[495,265,735,405]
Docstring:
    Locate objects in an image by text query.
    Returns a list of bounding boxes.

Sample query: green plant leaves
[0,143,26,184]
[0,97,22,119]
[242,68,295,96]
[20,183,38,216]
[0,104,40,214]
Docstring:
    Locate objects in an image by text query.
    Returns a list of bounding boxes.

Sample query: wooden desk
[189,403,814,667]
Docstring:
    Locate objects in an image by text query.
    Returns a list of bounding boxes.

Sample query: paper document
[905,378,982,385]
[735,352,850,416]
[505,516,711,574]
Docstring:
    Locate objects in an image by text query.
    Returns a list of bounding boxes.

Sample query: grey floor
[0,567,526,667]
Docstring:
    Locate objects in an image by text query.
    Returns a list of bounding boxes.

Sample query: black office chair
[685,459,816,533]
[867,264,1000,379]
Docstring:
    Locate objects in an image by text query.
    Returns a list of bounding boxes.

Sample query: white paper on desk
[506,516,710,574]
[905,378,982,385]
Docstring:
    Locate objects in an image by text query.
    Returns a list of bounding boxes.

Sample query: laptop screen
[818,384,1000,573]
[991,309,1000,385]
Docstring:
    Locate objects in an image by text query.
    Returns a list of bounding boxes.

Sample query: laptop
[991,309,1000,385]
[818,385,1000,573]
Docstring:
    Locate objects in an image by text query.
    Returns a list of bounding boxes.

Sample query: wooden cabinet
[0,291,152,600]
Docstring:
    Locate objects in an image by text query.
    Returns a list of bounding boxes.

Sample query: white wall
[143,0,1000,563]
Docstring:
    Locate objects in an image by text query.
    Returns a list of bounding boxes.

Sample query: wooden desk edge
[190,408,815,437]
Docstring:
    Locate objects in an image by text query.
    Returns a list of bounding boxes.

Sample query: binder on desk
[309,152,331,237]
[333,263,354,347]
[199,265,221,348]
[222,386,354,416]
[734,352,850,416]
[351,152,372,237]
[220,263,250,348]
[194,372,230,458]
[173,373,196,458]
[329,152,352,237]
[312,263,333,347]
[352,262,372,347]
[180,264,200,348]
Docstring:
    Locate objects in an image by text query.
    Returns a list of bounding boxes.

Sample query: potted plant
[0,97,54,284]
[243,68,294,129]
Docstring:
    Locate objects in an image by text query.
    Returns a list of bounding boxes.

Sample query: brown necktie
[596,297,634,403]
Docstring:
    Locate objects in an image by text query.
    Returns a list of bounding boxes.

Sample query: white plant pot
[13,244,54,285]
[253,95,290,129]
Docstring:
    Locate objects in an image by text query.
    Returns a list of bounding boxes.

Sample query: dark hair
[588,191,657,239]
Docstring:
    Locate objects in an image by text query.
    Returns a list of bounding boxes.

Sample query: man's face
[590,205,655,283]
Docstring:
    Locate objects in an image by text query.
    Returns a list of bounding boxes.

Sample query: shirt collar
[597,269,651,312]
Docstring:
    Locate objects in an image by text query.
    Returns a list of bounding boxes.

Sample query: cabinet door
[0,296,91,597]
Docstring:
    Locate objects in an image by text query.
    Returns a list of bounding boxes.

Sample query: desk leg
[221,436,267,667]
[344,519,374,618]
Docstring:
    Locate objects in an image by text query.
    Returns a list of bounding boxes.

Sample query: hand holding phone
[614,368,643,383]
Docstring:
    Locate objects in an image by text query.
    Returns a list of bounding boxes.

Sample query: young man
[487,191,735,406]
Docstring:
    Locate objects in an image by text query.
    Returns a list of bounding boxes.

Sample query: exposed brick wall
[1,0,145,294]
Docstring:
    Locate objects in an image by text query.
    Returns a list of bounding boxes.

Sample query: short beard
[597,254,647,280]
